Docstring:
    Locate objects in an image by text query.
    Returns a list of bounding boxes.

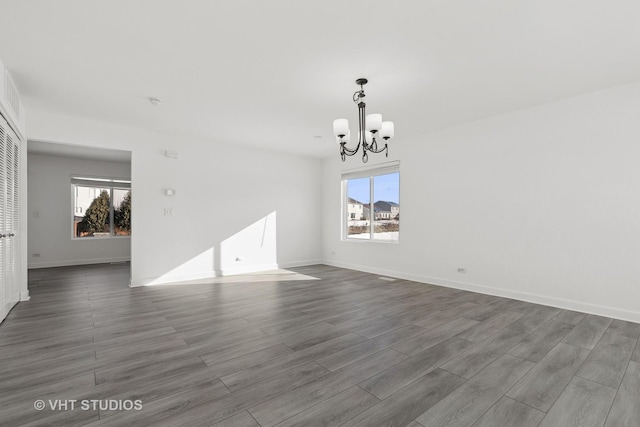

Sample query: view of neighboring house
[347,198,366,220]
[374,201,400,220]
[348,198,400,221]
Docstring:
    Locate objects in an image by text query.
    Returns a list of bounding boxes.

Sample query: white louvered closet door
[11,130,19,303]
[0,122,5,312]
[0,114,20,320]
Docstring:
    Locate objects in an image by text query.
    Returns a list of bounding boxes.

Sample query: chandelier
[333,78,395,163]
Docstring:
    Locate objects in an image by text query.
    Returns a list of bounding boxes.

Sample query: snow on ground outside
[347,232,398,241]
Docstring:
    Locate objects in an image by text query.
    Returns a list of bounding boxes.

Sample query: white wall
[27,153,131,268]
[323,81,640,323]
[26,111,323,286]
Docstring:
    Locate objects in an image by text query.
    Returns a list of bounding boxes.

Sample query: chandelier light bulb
[381,121,395,139]
[336,129,351,144]
[365,114,382,132]
[333,119,349,138]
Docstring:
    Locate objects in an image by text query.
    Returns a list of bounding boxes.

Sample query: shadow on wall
[140,211,318,286]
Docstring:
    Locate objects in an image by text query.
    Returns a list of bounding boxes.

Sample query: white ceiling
[1,0,640,159]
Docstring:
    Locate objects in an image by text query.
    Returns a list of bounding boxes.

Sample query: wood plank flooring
[0,263,639,426]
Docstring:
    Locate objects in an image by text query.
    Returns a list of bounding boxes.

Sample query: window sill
[342,237,399,244]
[72,235,131,241]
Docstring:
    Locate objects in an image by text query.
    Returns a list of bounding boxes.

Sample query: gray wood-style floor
[1,263,639,426]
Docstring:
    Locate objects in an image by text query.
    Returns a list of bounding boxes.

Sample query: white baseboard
[323,259,640,324]
[20,290,30,301]
[28,257,131,269]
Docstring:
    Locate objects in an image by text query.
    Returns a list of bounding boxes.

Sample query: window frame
[70,175,131,240]
[341,161,400,243]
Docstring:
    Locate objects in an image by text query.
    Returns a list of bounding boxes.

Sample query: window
[72,176,131,238]
[342,162,399,241]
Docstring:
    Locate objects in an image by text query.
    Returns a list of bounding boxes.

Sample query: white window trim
[341,161,400,243]
[71,175,131,240]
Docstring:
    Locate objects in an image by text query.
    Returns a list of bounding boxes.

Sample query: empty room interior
[0,1,639,426]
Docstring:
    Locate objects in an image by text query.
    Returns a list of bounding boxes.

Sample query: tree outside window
[72,177,131,238]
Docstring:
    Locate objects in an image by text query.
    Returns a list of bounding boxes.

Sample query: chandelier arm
[341,143,360,155]
[359,102,368,150]
[365,140,388,154]
[369,137,378,152]
[340,141,361,163]
[361,101,369,164]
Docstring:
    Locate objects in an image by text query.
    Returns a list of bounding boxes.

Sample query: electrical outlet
[457,267,466,273]
[164,208,173,216]
[32,253,40,258]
